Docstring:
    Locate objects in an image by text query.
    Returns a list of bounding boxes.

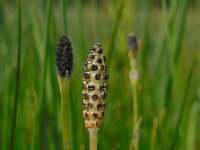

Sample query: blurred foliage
[0,0,200,149]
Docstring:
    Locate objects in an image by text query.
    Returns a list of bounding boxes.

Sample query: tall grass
[9,0,21,149]
[0,0,200,149]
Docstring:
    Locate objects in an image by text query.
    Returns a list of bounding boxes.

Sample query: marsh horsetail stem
[128,33,140,150]
[56,36,73,150]
[82,43,108,150]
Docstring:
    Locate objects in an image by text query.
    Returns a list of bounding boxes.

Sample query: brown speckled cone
[82,43,108,128]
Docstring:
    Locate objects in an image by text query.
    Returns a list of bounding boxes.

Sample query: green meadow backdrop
[0,0,200,149]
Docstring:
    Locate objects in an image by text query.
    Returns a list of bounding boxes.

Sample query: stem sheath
[58,77,72,150]
[88,127,99,150]
[129,51,139,150]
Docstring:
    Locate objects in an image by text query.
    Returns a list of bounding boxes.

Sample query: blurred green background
[0,0,200,149]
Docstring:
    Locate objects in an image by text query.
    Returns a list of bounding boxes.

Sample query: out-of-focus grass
[0,0,200,150]
[9,0,21,149]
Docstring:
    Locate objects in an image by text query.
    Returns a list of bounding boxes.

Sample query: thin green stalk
[172,0,190,64]
[58,77,72,150]
[186,104,197,150]
[36,0,53,149]
[76,1,85,147]
[107,1,125,64]
[150,118,158,150]
[170,52,196,149]
[151,0,178,75]
[61,0,68,33]
[129,56,139,128]
[77,0,85,58]
[129,53,139,150]
[42,0,52,101]
[9,0,21,149]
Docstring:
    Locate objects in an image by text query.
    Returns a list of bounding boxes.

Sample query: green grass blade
[35,0,53,149]
[61,0,68,34]
[9,0,21,149]
[170,50,197,149]
[107,1,125,65]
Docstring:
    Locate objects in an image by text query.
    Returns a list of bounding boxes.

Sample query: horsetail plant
[82,43,108,150]
[56,36,73,150]
[128,33,140,150]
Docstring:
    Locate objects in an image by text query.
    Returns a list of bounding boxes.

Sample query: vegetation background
[0,0,200,149]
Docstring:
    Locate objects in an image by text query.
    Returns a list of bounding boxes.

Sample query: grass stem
[130,56,139,126]
[150,118,158,150]
[37,0,52,148]
[107,1,124,64]
[88,128,99,150]
[61,0,67,33]
[170,52,196,149]
[128,34,140,150]
[58,77,72,150]
[9,0,21,149]
[129,51,139,150]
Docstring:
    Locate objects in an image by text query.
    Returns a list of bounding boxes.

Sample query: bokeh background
[0,0,200,149]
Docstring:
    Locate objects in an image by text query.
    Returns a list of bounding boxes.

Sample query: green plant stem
[129,52,139,128]
[88,128,99,150]
[37,0,52,149]
[9,0,21,149]
[61,0,67,33]
[107,1,124,64]
[150,118,158,150]
[170,52,196,149]
[58,77,72,150]
[129,51,139,150]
